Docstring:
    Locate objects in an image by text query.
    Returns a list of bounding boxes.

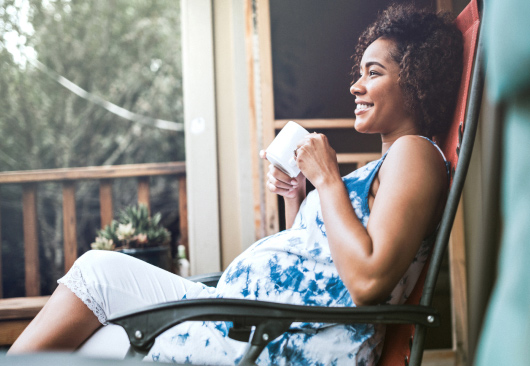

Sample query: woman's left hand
[295,133,341,189]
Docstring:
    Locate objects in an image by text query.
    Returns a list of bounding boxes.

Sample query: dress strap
[418,136,451,177]
[418,136,447,161]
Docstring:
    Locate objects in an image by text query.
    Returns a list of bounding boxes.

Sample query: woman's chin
[354,120,371,134]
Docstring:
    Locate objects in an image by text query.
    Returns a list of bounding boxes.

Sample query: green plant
[91,204,171,250]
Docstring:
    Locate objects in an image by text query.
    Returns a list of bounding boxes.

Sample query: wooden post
[437,0,453,12]
[62,182,78,273]
[246,0,264,241]
[0,190,3,298]
[99,179,113,228]
[256,0,279,236]
[178,176,189,256]
[22,184,40,297]
[449,198,469,366]
[137,177,150,213]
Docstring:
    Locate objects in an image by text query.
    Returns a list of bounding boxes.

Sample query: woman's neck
[380,126,420,155]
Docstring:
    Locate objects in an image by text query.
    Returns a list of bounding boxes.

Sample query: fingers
[296,133,328,149]
[260,149,298,195]
[266,164,300,197]
[268,164,297,187]
[267,172,295,191]
[266,180,300,199]
[295,133,329,162]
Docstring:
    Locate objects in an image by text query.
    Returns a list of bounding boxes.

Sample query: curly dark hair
[352,4,463,137]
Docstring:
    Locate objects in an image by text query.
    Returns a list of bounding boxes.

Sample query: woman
[8,4,463,365]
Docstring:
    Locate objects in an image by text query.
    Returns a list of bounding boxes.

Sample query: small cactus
[91,204,171,250]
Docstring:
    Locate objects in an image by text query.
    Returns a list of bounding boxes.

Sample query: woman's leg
[8,284,101,353]
[8,250,205,355]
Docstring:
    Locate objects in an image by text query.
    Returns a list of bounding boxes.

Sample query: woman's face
[350,38,417,137]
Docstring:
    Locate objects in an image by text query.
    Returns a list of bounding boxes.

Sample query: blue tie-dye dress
[147,139,442,365]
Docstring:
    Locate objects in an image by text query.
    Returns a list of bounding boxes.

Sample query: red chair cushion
[377,1,480,365]
[436,0,481,184]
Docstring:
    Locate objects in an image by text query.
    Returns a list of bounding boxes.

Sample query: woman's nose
[350,78,365,95]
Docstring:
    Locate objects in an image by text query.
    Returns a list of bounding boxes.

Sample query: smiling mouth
[355,103,373,115]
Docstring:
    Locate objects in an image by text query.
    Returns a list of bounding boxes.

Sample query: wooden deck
[0,296,50,346]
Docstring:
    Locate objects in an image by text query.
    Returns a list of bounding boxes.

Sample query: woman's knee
[73,250,139,284]
[76,250,121,269]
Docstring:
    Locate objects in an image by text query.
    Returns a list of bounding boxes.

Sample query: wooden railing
[0,162,187,299]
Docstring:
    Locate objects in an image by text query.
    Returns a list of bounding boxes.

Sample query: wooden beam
[257,0,278,236]
[22,184,40,297]
[246,0,264,240]
[0,319,31,346]
[0,162,186,184]
[137,177,150,213]
[99,179,114,228]
[336,153,381,165]
[0,296,50,321]
[449,198,469,366]
[423,349,456,366]
[62,182,78,273]
[274,119,356,130]
[0,296,50,346]
[436,0,453,12]
[178,177,189,255]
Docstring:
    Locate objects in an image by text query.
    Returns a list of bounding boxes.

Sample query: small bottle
[177,245,190,277]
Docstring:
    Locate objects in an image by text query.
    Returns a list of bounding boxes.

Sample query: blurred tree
[0,0,184,296]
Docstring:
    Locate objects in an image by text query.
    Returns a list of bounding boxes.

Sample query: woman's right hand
[259,150,306,200]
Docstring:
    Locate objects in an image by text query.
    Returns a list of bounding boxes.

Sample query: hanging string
[28,58,184,132]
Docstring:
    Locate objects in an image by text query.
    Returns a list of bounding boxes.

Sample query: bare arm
[296,135,447,305]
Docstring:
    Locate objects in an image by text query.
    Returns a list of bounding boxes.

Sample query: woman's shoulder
[388,135,445,165]
[381,135,448,187]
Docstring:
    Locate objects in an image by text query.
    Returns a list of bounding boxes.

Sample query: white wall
[181,0,221,274]
[182,0,256,273]
[213,0,256,269]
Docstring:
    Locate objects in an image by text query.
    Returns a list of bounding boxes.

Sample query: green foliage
[0,0,183,295]
[93,204,171,250]
[1,0,185,171]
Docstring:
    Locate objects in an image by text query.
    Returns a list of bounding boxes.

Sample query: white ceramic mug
[266,121,310,178]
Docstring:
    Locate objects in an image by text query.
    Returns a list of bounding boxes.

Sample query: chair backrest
[377,1,483,365]
[437,0,482,184]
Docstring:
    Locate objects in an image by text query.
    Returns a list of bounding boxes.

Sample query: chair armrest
[185,272,223,287]
[108,298,439,354]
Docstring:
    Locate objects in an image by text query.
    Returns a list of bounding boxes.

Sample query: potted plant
[91,204,172,271]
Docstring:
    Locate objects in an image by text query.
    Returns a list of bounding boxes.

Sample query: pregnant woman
[9,4,463,365]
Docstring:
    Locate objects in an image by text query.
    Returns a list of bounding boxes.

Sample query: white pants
[58,250,207,359]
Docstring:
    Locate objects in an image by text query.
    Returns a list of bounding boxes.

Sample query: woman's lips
[354,105,373,116]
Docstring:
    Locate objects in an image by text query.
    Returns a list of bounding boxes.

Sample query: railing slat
[99,179,113,228]
[178,176,189,256]
[22,184,40,296]
[62,182,78,273]
[137,177,150,212]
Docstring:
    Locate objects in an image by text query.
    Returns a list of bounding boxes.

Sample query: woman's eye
[369,70,379,76]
